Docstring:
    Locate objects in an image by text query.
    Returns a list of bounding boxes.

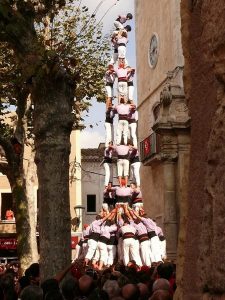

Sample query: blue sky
[80,0,136,148]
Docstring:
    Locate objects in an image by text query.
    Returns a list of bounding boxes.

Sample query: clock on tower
[149,33,159,68]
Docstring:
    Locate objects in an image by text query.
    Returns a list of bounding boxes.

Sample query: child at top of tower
[114,13,133,30]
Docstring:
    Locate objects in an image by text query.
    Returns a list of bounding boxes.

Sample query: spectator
[5,208,15,221]
[45,290,64,300]
[61,276,79,300]
[103,280,121,299]
[78,274,95,298]
[152,279,170,293]
[20,285,43,300]
[149,289,172,300]
[41,278,60,299]
[121,283,140,300]
[137,282,149,300]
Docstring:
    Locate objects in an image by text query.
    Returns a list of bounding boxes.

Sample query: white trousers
[123,238,142,266]
[118,82,128,97]
[98,241,108,264]
[110,52,118,65]
[107,244,117,266]
[130,161,141,186]
[103,162,112,186]
[116,120,129,145]
[129,122,137,148]
[140,240,151,266]
[114,20,124,29]
[118,45,126,59]
[117,159,129,177]
[128,85,134,101]
[160,240,167,260]
[105,85,113,98]
[105,122,114,146]
[150,236,163,263]
[117,237,123,263]
[85,239,98,261]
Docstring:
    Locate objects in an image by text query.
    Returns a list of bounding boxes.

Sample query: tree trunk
[0,139,39,273]
[12,172,39,272]
[33,68,74,280]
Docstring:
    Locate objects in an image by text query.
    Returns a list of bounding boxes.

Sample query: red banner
[0,236,79,250]
[0,238,17,250]
[144,138,151,155]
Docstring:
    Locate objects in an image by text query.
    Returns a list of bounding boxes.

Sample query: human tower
[75,13,167,270]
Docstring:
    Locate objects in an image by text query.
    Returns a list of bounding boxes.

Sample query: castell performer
[101,142,113,188]
[105,64,116,109]
[114,13,133,30]
[104,106,114,147]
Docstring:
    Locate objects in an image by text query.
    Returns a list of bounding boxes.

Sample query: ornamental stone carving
[160,84,173,107]
[153,82,190,129]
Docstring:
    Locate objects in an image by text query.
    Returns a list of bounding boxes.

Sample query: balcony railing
[140,132,161,162]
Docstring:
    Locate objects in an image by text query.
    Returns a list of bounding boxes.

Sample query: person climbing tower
[114,13,133,30]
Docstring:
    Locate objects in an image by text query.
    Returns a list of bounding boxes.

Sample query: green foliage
[37,0,111,122]
[0,0,111,129]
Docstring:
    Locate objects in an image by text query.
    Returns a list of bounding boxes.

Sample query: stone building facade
[81,143,117,225]
[174,1,225,299]
[135,0,190,260]
[136,0,225,298]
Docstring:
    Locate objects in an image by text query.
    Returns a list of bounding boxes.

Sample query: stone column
[162,153,178,260]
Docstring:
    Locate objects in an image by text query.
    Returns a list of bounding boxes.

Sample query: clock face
[149,33,159,68]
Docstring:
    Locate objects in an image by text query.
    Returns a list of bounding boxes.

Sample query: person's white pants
[117,237,123,263]
[118,46,126,59]
[85,239,98,260]
[105,122,114,146]
[117,159,129,177]
[130,161,141,186]
[114,20,124,29]
[140,240,151,266]
[103,162,111,186]
[107,244,117,266]
[129,122,137,148]
[110,52,118,65]
[160,239,167,260]
[98,241,108,264]
[128,85,134,101]
[105,85,113,98]
[118,82,128,97]
[123,238,142,266]
[150,236,163,262]
[116,120,129,145]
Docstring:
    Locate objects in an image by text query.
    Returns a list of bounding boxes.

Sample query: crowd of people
[0,259,175,299]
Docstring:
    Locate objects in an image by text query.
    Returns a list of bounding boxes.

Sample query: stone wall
[136,0,185,225]
[176,1,225,299]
